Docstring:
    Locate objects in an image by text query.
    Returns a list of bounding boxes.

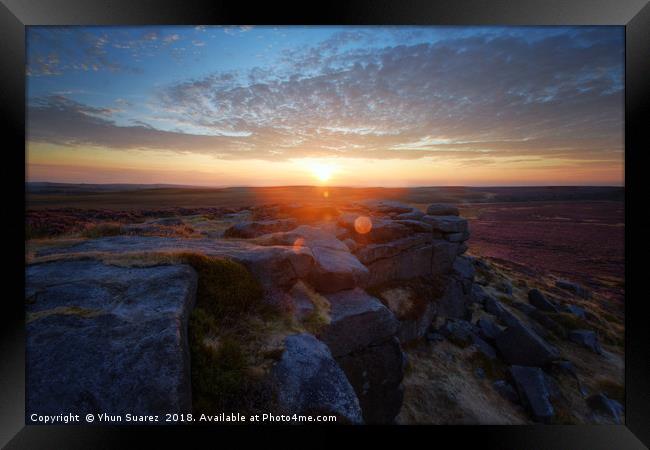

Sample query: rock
[494,279,513,295]
[33,235,314,291]
[471,284,492,305]
[378,286,436,343]
[484,297,522,328]
[472,335,497,360]
[453,256,476,280]
[431,240,461,275]
[426,204,460,216]
[343,238,358,252]
[493,380,520,403]
[270,333,363,423]
[549,360,578,379]
[149,216,184,226]
[475,368,486,379]
[336,337,405,424]
[307,246,369,293]
[495,324,559,367]
[26,260,197,417]
[555,279,591,299]
[426,332,445,343]
[509,365,555,422]
[568,330,602,354]
[355,234,431,266]
[257,225,370,293]
[319,288,399,357]
[440,319,476,347]
[356,199,415,215]
[394,219,433,233]
[528,289,559,312]
[223,218,298,238]
[477,318,503,341]
[396,210,425,220]
[513,301,537,316]
[444,231,470,242]
[421,215,468,233]
[562,304,587,319]
[586,393,624,424]
[361,239,436,288]
[436,278,471,320]
[528,309,567,338]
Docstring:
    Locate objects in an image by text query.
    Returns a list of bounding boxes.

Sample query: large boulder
[568,330,602,354]
[495,324,559,367]
[362,242,434,288]
[25,260,197,418]
[426,204,460,216]
[509,366,555,422]
[476,317,503,341]
[376,285,436,343]
[269,333,363,423]
[318,288,399,357]
[317,289,404,423]
[555,279,591,299]
[586,393,624,424]
[336,337,405,424]
[528,289,559,312]
[421,215,468,233]
[436,278,471,320]
[255,225,369,293]
[355,234,431,266]
[223,219,298,238]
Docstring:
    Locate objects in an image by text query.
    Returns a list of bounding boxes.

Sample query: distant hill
[25,183,624,211]
[26,182,199,195]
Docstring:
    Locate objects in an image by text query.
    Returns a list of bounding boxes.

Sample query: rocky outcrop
[269,333,363,423]
[27,199,480,425]
[26,260,197,418]
[318,289,405,423]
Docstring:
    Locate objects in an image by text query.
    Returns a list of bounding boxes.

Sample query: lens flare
[354,216,373,234]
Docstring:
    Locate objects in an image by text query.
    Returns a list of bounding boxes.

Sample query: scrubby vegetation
[181,254,291,414]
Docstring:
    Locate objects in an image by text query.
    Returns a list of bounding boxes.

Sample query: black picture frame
[2,1,648,448]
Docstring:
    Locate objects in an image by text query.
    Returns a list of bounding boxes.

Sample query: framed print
[1,0,649,448]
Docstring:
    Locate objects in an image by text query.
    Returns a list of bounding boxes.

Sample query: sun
[308,161,337,183]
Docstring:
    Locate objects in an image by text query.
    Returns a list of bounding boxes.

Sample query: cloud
[27,28,624,164]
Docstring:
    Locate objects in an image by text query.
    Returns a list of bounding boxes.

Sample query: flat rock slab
[495,324,559,367]
[25,260,197,418]
[318,288,399,358]
[256,226,369,293]
[34,235,314,290]
[509,365,555,422]
[270,333,363,424]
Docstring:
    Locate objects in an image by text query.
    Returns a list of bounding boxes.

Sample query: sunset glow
[26,26,624,187]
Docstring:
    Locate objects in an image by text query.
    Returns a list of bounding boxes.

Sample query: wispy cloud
[26,27,623,167]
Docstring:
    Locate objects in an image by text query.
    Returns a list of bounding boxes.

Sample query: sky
[26,25,624,187]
